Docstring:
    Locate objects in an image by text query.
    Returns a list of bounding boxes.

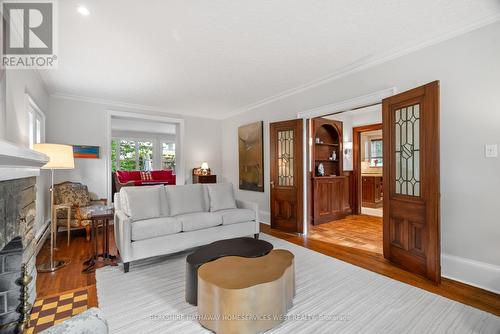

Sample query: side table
[83,207,117,273]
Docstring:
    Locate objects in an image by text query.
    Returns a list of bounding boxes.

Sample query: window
[111,138,174,172]
[27,96,45,148]
[370,139,383,167]
[119,139,137,171]
[138,141,153,171]
[162,142,176,170]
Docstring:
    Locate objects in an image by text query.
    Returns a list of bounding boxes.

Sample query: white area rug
[96,234,500,333]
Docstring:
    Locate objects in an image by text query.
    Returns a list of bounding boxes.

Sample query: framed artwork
[238,121,264,192]
[73,145,100,159]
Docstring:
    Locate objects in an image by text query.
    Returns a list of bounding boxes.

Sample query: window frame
[112,136,176,171]
[26,94,45,148]
[369,139,383,167]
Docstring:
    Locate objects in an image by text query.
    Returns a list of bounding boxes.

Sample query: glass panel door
[277,130,294,186]
[394,104,420,196]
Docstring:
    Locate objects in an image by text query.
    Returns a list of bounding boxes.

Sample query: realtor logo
[1,0,58,69]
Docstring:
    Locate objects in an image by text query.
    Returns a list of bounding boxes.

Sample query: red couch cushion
[116,171,142,183]
[117,170,175,185]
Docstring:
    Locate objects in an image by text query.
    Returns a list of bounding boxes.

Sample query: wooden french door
[383,81,441,282]
[270,119,304,233]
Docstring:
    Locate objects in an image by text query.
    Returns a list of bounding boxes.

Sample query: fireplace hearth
[0,177,37,333]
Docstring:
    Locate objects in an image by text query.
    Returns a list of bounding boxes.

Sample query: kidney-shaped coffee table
[185,237,273,306]
[198,249,295,334]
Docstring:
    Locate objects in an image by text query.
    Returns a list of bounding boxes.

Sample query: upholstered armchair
[53,182,107,241]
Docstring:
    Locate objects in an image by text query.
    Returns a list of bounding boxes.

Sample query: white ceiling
[40,0,500,119]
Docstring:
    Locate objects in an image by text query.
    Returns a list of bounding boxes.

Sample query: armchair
[53,181,107,241]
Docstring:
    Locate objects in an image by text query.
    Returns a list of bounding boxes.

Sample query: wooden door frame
[352,123,383,215]
[270,119,304,234]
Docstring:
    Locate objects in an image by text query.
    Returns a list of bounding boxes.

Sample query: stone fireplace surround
[0,140,48,332]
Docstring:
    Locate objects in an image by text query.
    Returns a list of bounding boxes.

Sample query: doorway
[301,81,441,282]
[308,104,384,255]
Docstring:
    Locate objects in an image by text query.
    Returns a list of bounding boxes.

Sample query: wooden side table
[193,174,217,184]
[53,203,72,247]
[83,207,117,273]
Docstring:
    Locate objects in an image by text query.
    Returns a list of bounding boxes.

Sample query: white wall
[4,70,51,239]
[46,97,223,199]
[221,22,500,288]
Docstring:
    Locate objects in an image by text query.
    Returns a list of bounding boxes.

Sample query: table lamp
[201,162,209,175]
[33,144,75,272]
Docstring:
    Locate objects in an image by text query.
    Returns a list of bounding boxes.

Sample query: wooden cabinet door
[270,119,304,233]
[383,81,440,282]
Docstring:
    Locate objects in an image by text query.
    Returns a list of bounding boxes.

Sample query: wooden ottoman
[197,249,295,334]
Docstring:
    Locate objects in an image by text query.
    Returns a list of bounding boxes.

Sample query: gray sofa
[114,183,259,272]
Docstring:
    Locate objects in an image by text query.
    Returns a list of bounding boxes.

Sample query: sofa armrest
[114,210,132,262]
[236,199,259,223]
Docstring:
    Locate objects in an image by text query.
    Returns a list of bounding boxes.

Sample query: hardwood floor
[309,215,383,254]
[36,223,500,317]
[261,223,500,316]
[35,227,118,308]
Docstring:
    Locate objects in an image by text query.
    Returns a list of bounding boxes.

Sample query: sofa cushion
[176,212,222,232]
[217,208,255,225]
[131,217,181,241]
[206,183,237,212]
[166,184,208,216]
[120,186,162,221]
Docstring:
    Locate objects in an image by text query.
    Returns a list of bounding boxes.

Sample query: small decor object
[332,150,337,161]
[15,263,32,334]
[239,121,264,192]
[315,137,320,144]
[317,162,325,176]
[73,145,100,159]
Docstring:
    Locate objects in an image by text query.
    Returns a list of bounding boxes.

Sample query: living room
[0,1,499,333]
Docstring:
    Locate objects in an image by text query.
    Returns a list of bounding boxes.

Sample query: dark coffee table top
[187,237,273,266]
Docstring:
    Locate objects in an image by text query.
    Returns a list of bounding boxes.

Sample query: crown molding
[298,87,396,119]
[50,93,226,120]
[230,14,500,118]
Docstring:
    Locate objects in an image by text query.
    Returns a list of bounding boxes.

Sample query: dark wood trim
[261,224,500,316]
[269,119,304,234]
[352,123,383,215]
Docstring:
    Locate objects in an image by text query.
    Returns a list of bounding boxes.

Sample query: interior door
[270,119,304,233]
[383,81,440,282]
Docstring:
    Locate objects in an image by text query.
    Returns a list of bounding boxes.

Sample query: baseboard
[35,219,50,256]
[259,210,270,225]
[442,253,500,294]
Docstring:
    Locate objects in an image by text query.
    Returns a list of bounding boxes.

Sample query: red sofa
[114,170,176,192]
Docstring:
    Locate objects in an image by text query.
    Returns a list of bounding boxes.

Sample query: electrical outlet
[485,144,498,158]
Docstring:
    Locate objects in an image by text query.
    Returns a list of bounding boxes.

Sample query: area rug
[28,288,89,333]
[96,234,500,333]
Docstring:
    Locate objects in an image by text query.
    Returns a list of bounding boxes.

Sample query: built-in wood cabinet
[310,118,351,225]
[361,175,383,208]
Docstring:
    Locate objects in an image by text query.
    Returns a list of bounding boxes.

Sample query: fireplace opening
[0,237,22,326]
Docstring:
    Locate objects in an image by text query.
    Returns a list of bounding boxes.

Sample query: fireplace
[0,177,37,333]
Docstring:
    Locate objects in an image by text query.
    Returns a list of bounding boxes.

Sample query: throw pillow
[206,183,236,212]
[120,186,161,221]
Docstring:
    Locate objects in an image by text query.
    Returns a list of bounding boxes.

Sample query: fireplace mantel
[0,139,49,181]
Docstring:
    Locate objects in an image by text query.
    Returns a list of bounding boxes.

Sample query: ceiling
[40,0,500,119]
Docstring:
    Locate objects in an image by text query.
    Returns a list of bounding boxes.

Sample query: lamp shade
[201,162,209,170]
[33,144,75,170]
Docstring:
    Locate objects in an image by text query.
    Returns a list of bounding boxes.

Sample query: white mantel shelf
[0,140,49,181]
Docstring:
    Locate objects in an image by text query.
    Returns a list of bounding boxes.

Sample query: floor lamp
[34,144,75,272]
